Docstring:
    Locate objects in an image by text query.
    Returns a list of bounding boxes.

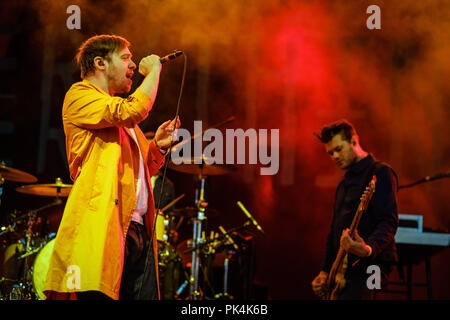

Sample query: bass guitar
[323,175,377,300]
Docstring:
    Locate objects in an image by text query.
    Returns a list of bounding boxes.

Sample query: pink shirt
[129,128,149,225]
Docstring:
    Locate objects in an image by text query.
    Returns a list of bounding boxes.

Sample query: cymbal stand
[189,173,207,300]
[0,173,4,208]
[217,250,235,300]
[16,199,61,299]
[16,210,37,299]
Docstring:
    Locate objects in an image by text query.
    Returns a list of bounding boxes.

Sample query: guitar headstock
[361,175,376,210]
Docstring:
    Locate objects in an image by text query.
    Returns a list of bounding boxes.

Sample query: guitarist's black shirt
[321,154,399,273]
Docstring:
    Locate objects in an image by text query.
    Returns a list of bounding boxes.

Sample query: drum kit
[0,161,69,300]
[0,142,263,300]
[154,154,261,300]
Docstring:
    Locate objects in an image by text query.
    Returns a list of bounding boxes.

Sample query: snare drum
[32,239,55,300]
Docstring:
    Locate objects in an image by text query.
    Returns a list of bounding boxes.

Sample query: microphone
[160,50,183,63]
[237,201,265,234]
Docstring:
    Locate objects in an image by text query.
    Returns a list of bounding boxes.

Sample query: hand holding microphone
[139,51,183,76]
[138,54,161,77]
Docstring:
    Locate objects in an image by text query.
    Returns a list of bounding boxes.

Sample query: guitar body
[323,252,348,300]
[327,254,348,300]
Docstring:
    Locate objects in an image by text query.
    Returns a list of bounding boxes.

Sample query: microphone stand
[399,172,450,190]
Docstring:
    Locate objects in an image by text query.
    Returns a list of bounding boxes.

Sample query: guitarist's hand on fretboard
[340,228,372,257]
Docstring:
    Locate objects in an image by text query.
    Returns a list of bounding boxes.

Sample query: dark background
[0,0,449,299]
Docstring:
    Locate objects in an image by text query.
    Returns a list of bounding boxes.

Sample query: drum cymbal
[0,161,38,183]
[171,206,219,218]
[168,156,237,175]
[16,177,72,197]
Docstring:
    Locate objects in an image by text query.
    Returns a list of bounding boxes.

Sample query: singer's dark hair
[314,119,357,143]
[76,34,130,78]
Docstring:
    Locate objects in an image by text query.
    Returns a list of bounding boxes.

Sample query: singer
[43,34,180,300]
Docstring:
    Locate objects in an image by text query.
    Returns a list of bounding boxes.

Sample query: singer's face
[105,46,136,95]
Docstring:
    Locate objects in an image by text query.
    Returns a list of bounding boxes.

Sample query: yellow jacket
[43,79,165,300]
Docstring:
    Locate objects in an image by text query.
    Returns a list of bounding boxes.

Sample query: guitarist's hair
[314,119,357,144]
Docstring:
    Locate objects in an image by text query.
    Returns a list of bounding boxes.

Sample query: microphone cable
[137,52,187,299]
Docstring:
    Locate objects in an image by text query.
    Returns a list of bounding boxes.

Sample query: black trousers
[119,221,158,300]
[76,221,158,300]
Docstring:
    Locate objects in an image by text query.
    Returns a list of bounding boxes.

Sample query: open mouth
[126,72,133,79]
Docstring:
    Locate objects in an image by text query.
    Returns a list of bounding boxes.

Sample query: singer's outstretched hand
[154,116,181,149]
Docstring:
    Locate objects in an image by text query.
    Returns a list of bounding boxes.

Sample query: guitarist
[311,120,398,300]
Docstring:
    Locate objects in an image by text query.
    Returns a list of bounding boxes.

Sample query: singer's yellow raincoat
[43,80,165,300]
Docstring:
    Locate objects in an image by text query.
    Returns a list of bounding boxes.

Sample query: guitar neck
[348,203,364,236]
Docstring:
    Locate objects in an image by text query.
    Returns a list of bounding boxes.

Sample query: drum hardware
[0,277,16,284]
[174,279,189,299]
[14,208,41,299]
[171,206,219,219]
[160,194,185,213]
[155,193,191,299]
[183,220,252,256]
[189,173,207,300]
[180,221,252,300]
[214,226,239,300]
[236,201,265,234]
[0,174,3,208]
[0,223,17,237]
[18,245,43,260]
[167,154,238,300]
[7,283,31,300]
[213,250,235,300]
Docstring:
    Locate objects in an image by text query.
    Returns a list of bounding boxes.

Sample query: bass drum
[32,239,55,300]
